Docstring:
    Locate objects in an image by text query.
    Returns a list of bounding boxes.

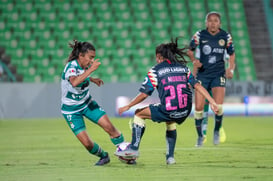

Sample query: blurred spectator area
[0,0,272,82]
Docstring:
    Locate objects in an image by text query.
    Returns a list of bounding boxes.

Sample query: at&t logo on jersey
[212,48,225,53]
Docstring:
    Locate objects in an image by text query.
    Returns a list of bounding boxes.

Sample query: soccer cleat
[95,153,110,166]
[115,147,139,158]
[166,157,176,165]
[195,136,204,147]
[203,135,207,143]
[219,127,226,143]
[214,131,220,145]
[201,122,208,142]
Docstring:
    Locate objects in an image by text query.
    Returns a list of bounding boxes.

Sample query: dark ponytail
[156,37,189,64]
[67,40,96,62]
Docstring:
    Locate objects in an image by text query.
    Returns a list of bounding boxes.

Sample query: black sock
[166,129,177,159]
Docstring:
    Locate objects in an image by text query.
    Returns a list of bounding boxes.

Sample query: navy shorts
[149,103,192,125]
[197,75,226,91]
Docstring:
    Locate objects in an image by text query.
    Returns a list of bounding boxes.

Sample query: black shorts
[149,103,192,125]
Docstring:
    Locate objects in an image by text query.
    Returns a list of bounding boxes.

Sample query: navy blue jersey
[189,29,235,78]
[139,60,198,114]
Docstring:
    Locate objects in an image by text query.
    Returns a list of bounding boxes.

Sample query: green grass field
[0,116,272,181]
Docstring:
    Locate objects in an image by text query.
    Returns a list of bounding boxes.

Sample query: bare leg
[97,115,121,138]
[76,130,94,150]
[194,90,206,139]
[97,115,124,146]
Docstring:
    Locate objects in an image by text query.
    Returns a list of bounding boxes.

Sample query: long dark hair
[155,37,189,64]
[67,40,95,62]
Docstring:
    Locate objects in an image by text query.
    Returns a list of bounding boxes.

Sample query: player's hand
[90,77,104,87]
[226,68,234,79]
[90,59,101,71]
[118,105,130,115]
[193,59,202,68]
[210,102,219,115]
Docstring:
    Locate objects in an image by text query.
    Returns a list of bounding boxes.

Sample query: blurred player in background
[0,62,3,81]
[61,40,124,166]
[115,37,219,164]
[192,48,229,144]
[188,12,236,147]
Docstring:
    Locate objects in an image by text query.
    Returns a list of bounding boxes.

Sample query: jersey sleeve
[187,68,199,87]
[189,31,200,51]
[226,33,235,55]
[65,66,77,80]
[139,68,157,96]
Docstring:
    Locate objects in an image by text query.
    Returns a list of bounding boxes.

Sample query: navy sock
[195,118,203,137]
[166,129,177,159]
[130,123,145,150]
[214,114,223,132]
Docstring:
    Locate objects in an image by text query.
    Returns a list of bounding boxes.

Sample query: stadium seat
[169,0,187,11]
[207,0,228,29]
[226,0,256,80]
[0,0,256,82]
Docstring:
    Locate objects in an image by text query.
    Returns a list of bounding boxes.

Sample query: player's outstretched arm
[118,93,149,115]
[194,83,219,114]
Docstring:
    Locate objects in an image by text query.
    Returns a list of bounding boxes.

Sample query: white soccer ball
[116,142,136,164]
[117,142,131,152]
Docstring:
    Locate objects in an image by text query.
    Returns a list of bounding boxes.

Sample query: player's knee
[133,115,145,127]
[217,104,223,116]
[166,122,176,131]
[194,110,204,120]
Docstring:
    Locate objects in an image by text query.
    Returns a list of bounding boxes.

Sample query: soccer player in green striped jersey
[61,40,124,166]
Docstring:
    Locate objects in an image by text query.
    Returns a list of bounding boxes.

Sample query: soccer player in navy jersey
[192,49,229,144]
[115,37,219,164]
[188,12,236,147]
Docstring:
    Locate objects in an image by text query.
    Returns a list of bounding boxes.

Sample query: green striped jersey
[61,59,92,114]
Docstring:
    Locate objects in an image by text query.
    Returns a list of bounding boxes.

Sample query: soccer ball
[116,142,136,164]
